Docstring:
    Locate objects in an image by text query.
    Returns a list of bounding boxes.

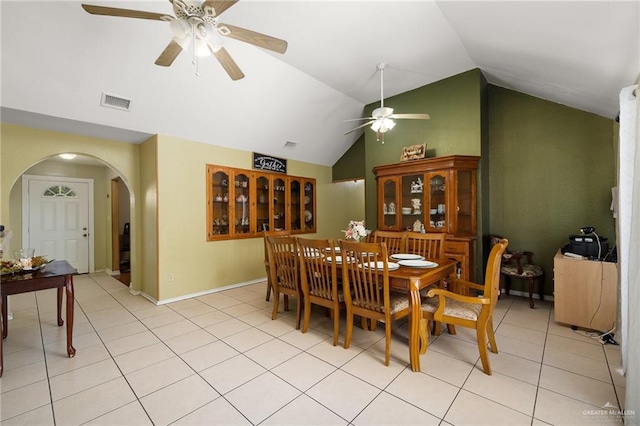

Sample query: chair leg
[284,294,289,312]
[487,317,498,353]
[271,290,280,320]
[344,307,353,349]
[505,276,511,295]
[528,278,535,308]
[384,321,391,366]
[265,280,272,301]
[302,299,311,333]
[476,322,492,375]
[332,307,340,346]
[295,296,302,330]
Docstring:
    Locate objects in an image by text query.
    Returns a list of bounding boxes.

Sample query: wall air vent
[100,92,132,112]
[283,141,297,149]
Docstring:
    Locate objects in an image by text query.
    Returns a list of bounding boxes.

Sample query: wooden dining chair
[405,231,445,259]
[339,239,410,366]
[266,235,302,329]
[263,229,289,301]
[297,237,343,345]
[420,238,508,375]
[370,230,407,255]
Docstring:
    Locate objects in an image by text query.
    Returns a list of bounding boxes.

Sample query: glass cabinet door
[456,170,475,234]
[381,178,398,230]
[289,178,302,232]
[303,180,315,231]
[234,172,251,235]
[211,168,230,237]
[427,172,447,232]
[256,174,270,232]
[401,174,426,232]
[273,177,286,231]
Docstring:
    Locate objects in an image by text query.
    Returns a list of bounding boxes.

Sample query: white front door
[22,175,93,273]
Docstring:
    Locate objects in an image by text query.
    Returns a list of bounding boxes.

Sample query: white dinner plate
[397,260,439,268]
[325,256,352,263]
[361,261,400,271]
[390,253,425,261]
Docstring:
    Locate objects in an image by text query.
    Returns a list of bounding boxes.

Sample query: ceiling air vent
[283,141,297,149]
[100,92,132,112]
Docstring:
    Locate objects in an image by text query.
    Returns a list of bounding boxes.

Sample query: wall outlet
[168,273,174,282]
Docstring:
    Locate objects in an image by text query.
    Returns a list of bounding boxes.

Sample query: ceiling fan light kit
[345,63,430,143]
[81,0,288,81]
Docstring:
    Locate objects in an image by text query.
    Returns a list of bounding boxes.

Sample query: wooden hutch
[373,155,480,280]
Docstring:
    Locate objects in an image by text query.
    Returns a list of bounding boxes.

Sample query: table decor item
[342,220,368,242]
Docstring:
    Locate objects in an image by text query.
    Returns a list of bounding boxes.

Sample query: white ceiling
[1,1,638,167]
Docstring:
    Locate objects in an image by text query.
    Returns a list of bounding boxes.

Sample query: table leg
[409,277,421,372]
[1,295,7,339]
[0,297,3,377]
[57,287,64,326]
[65,275,76,358]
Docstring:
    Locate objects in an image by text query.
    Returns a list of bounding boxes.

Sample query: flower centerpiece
[342,220,368,242]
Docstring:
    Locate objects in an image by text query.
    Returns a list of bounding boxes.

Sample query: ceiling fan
[344,63,430,143]
[81,0,288,81]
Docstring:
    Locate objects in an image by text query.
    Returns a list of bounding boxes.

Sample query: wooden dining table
[1,260,77,377]
[385,258,457,371]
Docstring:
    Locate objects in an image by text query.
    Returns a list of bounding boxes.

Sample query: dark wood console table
[1,260,77,377]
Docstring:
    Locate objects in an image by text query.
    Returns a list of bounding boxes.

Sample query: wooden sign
[253,153,287,174]
[400,144,426,162]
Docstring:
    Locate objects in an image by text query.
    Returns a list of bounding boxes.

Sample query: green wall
[362,69,484,231]
[488,86,616,296]
[332,70,617,296]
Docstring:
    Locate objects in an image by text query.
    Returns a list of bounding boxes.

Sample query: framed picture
[400,144,426,162]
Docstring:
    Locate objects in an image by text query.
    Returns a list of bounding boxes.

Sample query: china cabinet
[373,155,479,280]
[207,165,315,241]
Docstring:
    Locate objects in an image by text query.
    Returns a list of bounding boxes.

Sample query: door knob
[83,234,88,237]
[82,227,87,230]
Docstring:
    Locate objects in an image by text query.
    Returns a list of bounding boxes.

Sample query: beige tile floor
[0,273,627,425]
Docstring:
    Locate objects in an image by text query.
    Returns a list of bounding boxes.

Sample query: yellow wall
[140,136,159,299]
[1,124,364,303]
[154,135,363,301]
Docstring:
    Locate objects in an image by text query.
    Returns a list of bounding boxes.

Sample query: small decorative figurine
[411,198,422,214]
[389,202,396,214]
[410,177,424,193]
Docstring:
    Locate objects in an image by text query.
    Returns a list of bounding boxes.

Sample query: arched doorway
[9,153,134,282]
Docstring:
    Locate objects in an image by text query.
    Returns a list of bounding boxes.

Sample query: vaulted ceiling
[1,1,638,167]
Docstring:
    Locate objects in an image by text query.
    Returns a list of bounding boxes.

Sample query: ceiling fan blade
[344,120,376,135]
[389,113,430,120]
[201,0,238,17]
[343,117,375,122]
[81,4,173,21]
[155,40,183,66]
[211,46,245,80]
[217,23,287,54]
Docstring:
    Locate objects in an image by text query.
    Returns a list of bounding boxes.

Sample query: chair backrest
[263,230,289,263]
[370,230,406,255]
[297,237,338,301]
[483,238,509,307]
[339,240,391,316]
[266,235,299,292]
[405,232,445,259]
